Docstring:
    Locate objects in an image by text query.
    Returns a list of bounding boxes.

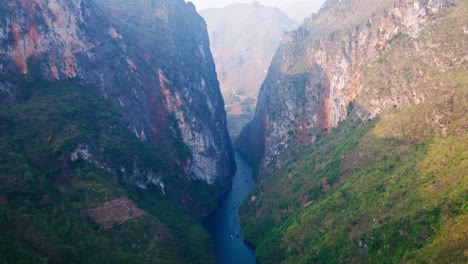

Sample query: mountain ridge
[0,0,235,207]
[237,0,463,175]
[0,0,235,262]
[236,0,467,262]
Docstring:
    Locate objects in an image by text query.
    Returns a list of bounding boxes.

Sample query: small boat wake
[203,151,257,264]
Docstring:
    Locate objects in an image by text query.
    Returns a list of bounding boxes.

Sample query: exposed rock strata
[0,0,235,213]
[237,0,463,175]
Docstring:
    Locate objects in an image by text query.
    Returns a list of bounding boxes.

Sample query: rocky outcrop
[237,0,463,175]
[84,197,145,229]
[0,0,235,211]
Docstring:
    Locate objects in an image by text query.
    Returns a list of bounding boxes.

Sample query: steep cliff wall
[237,0,462,175]
[0,0,235,209]
[0,0,236,261]
[237,1,467,262]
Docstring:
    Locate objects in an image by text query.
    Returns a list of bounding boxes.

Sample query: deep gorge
[0,0,466,263]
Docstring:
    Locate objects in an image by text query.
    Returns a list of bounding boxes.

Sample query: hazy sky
[188,0,326,11]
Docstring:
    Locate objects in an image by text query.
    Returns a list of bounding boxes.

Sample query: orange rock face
[238,0,461,174]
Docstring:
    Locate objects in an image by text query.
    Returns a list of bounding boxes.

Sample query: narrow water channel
[203,151,257,264]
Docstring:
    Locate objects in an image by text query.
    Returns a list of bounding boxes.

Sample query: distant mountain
[270,0,325,22]
[200,2,297,137]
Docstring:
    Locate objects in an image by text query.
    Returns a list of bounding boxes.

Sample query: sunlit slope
[239,2,467,263]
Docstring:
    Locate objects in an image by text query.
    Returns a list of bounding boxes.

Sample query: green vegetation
[0,80,214,263]
[240,2,468,263]
[241,114,466,263]
[226,97,256,140]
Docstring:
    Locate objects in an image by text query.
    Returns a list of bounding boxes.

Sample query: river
[203,151,257,264]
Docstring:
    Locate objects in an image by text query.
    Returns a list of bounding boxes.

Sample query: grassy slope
[240,2,467,263]
[0,81,214,263]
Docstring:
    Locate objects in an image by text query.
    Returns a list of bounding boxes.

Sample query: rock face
[237,1,466,262]
[200,2,297,137]
[237,0,463,175]
[84,197,145,229]
[0,0,235,202]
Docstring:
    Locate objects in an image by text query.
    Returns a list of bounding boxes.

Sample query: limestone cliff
[237,1,467,262]
[237,0,464,175]
[0,0,235,213]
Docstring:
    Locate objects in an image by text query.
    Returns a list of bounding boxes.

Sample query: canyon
[200,2,297,137]
[0,0,466,263]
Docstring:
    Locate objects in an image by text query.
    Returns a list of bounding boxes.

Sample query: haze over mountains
[191,0,326,22]
[263,0,326,22]
[201,2,297,137]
